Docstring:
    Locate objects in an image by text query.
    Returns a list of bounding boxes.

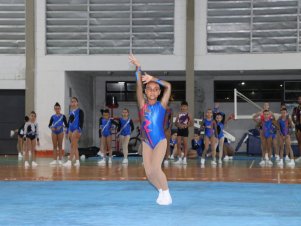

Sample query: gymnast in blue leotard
[214,112,234,164]
[116,108,134,164]
[48,102,68,165]
[278,108,295,166]
[129,54,172,206]
[260,110,279,164]
[201,109,217,165]
[98,109,118,164]
[64,97,84,167]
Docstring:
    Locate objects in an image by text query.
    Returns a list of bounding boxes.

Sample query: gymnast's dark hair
[103,109,110,114]
[54,102,60,107]
[181,101,188,106]
[24,116,29,122]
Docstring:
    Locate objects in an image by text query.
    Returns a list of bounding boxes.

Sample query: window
[106,81,185,102]
[214,80,285,102]
[46,0,174,54]
[207,0,300,53]
[0,0,25,54]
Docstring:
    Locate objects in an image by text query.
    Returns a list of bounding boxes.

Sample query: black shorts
[26,135,36,140]
[177,128,189,137]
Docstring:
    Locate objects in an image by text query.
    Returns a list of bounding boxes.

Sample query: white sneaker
[49,160,57,165]
[182,157,187,165]
[287,159,295,167]
[163,160,169,166]
[169,155,174,160]
[157,190,172,205]
[122,158,128,164]
[24,161,30,168]
[74,160,80,167]
[108,157,112,164]
[277,159,283,166]
[275,155,280,161]
[97,158,106,165]
[174,158,182,165]
[259,160,266,166]
[266,160,273,166]
[58,160,63,165]
[200,158,205,165]
[285,156,290,162]
[18,153,23,159]
[31,161,38,167]
[211,160,217,165]
[223,155,229,161]
[295,157,301,163]
[218,159,222,164]
[63,160,72,167]
[228,156,233,160]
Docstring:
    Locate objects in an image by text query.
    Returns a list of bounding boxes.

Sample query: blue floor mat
[0,181,300,226]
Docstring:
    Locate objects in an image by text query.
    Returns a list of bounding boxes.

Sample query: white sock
[76,160,80,164]
[158,189,162,193]
[162,189,170,196]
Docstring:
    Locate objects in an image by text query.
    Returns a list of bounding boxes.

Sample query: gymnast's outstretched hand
[129,54,140,67]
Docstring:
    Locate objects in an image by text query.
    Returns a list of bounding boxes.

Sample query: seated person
[188,133,204,159]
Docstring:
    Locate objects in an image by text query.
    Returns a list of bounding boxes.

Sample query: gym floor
[0,156,300,226]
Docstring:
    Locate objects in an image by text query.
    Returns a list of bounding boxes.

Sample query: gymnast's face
[103,112,110,119]
[206,110,213,119]
[263,111,270,120]
[194,134,200,140]
[281,109,287,118]
[180,105,188,112]
[30,113,36,122]
[54,106,61,115]
[122,110,129,118]
[70,98,78,109]
[216,114,223,122]
[145,82,161,101]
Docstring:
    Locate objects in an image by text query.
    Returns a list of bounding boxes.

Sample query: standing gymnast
[117,108,134,164]
[201,109,217,166]
[214,113,234,164]
[253,103,275,164]
[292,96,301,162]
[23,111,40,167]
[278,108,295,167]
[254,110,278,166]
[63,97,84,167]
[48,102,68,165]
[97,109,118,165]
[174,101,193,165]
[129,54,172,205]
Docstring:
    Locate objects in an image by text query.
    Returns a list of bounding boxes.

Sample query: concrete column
[186,0,195,137]
[25,0,35,114]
